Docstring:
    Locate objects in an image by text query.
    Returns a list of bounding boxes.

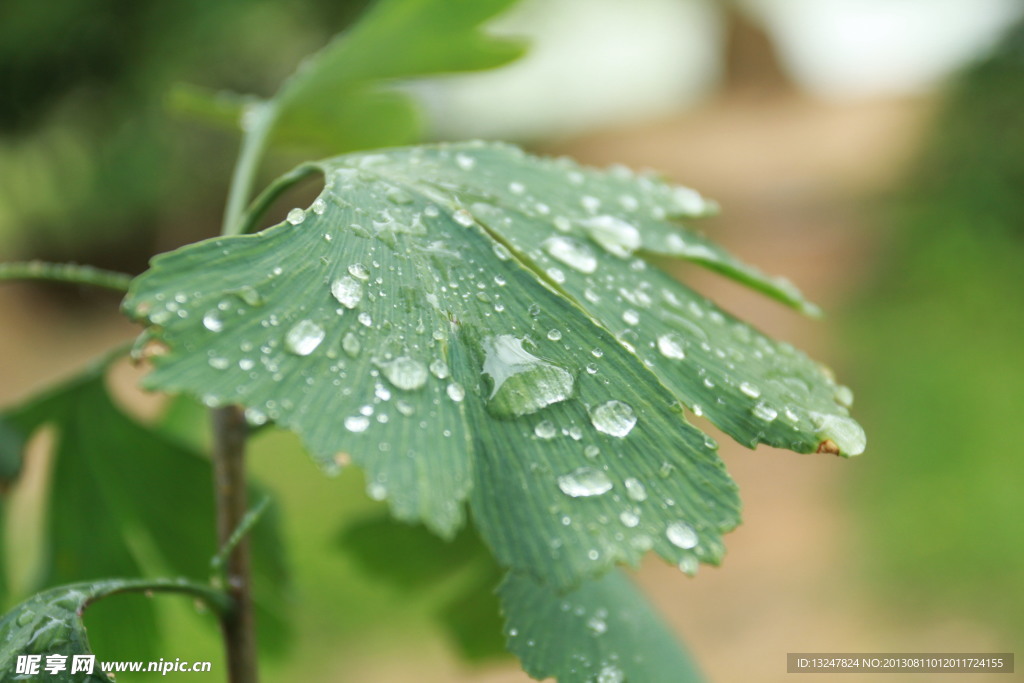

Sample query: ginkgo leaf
[0,361,288,657]
[0,578,228,682]
[175,0,526,154]
[123,142,862,588]
[500,569,704,683]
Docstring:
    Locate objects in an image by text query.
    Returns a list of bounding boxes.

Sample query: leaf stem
[0,261,133,292]
[222,101,278,236]
[83,577,234,617]
[212,405,259,683]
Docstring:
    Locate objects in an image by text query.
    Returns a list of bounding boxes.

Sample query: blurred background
[2,0,1022,681]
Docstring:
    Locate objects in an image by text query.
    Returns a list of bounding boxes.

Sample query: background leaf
[500,569,704,683]
[0,363,289,658]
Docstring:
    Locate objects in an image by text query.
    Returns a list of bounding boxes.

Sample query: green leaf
[181,0,526,153]
[0,578,229,682]
[123,142,862,588]
[500,570,703,683]
[0,362,288,655]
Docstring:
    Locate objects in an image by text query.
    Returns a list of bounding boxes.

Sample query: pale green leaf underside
[124,142,861,588]
[500,570,703,683]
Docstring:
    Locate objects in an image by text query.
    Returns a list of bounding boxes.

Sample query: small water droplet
[452,209,474,226]
[509,181,526,194]
[597,664,624,683]
[429,358,450,379]
[345,415,370,433]
[619,510,640,528]
[208,357,229,370]
[739,382,761,398]
[203,311,224,332]
[547,329,562,341]
[379,356,428,391]
[285,320,325,356]
[678,555,699,576]
[348,263,370,280]
[455,153,476,170]
[834,384,854,408]
[666,521,698,549]
[587,616,608,635]
[543,236,597,274]
[624,477,647,502]
[493,243,512,260]
[342,332,361,357]
[590,400,637,437]
[622,309,640,326]
[331,276,363,309]
[752,401,778,422]
[534,420,557,439]
[557,467,613,497]
[358,312,373,327]
[287,208,306,225]
[580,215,641,257]
[657,333,686,360]
[580,195,601,213]
[446,382,466,402]
[311,197,327,215]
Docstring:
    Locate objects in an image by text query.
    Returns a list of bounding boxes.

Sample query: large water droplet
[482,335,575,419]
[580,215,641,258]
[378,356,428,391]
[331,276,363,309]
[543,236,597,274]
[657,333,686,360]
[285,320,325,356]
[557,467,613,497]
[589,400,637,437]
[666,521,698,549]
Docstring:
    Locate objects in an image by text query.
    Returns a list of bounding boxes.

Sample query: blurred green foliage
[850,18,1024,639]
[0,0,373,269]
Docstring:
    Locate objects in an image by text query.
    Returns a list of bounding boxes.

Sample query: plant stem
[84,578,234,617]
[212,406,258,683]
[0,261,133,292]
[222,101,278,236]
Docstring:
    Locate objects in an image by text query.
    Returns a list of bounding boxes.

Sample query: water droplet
[493,243,512,260]
[739,382,761,398]
[509,181,526,194]
[345,415,370,433]
[678,555,699,576]
[624,477,647,501]
[546,267,566,284]
[834,384,854,408]
[285,320,325,356]
[342,332,361,357]
[446,382,465,402]
[534,420,557,439]
[622,309,640,326]
[752,402,778,422]
[358,312,373,327]
[657,333,686,360]
[452,209,474,226]
[809,411,866,456]
[208,357,229,370]
[234,286,263,306]
[482,335,575,419]
[348,263,370,280]
[580,215,641,258]
[379,356,428,391]
[619,510,640,528]
[590,400,637,437]
[547,329,562,341]
[584,444,600,458]
[543,236,597,274]
[203,311,224,332]
[287,208,306,225]
[311,197,327,215]
[331,276,362,309]
[597,664,624,683]
[455,153,476,170]
[587,616,608,635]
[557,467,613,497]
[666,521,698,549]
[580,195,601,213]
[429,359,450,379]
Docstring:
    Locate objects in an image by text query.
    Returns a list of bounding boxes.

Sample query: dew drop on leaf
[446,382,466,402]
[657,333,686,360]
[589,400,637,438]
[580,215,641,258]
[203,311,224,332]
[557,467,613,497]
[345,415,370,433]
[624,477,647,502]
[284,319,325,356]
[739,381,761,398]
[752,402,778,422]
[286,208,306,225]
[482,335,575,419]
[534,420,557,439]
[666,521,699,549]
[379,356,428,391]
[331,276,363,309]
[543,236,597,274]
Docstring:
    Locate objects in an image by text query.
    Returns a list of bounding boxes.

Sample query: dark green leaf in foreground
[0,362,288,655]
[0,579,227,682]
[123,142,862,588]
[500,569,703,683]
[176,0,525,153]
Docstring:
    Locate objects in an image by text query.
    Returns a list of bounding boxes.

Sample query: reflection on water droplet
[203,311,224,332]
[547,329,562,341]
[285,320,325,356]
[657,333,686,359]
[543,236,597,274]
[739,382,761,398]
[752,402,778,422]
[429,359,450,379]
[666,521,698,549]
[348,263,370,280]
[557,467,613,497]
[624,477,647,501]
[590,400,637,437]
[331,276,362,309]
[287,208,306,225]
[580,215,641,258]
[379,356,428,391]
[482,335,575,419]
[446,382,465,402]
[534,420,557,439]
[345,415,370,433]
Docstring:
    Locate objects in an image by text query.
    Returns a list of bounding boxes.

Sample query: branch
[0,261,133,292]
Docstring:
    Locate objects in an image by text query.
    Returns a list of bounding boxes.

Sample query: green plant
[0,1,864,681]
